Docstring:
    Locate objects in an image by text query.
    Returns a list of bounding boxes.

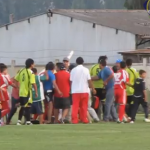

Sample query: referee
[130,70,150,123]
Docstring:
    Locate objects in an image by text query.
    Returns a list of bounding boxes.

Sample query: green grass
[0,116,150,150]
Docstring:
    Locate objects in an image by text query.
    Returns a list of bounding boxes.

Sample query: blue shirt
[98,67,114,90]
[43,70,55,91]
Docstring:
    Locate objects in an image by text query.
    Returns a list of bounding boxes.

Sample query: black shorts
[127,96,133,105]
[44,92,53,103]
[20,97,31,107]
[31,101,44,115]
[95,88,106,101]
[54,97,70,109]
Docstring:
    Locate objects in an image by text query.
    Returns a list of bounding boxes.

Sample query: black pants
[131,96,149,121]
[126,96,133,117]
[7,97,19,123]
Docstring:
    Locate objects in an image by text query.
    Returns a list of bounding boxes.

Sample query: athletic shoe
[144,118,150,123]
[26,122,33,125]
[59,119,65,124]
[17,120,22,125]
[0,122,5,126]
[130,121,134,124]
[93,118,99,123]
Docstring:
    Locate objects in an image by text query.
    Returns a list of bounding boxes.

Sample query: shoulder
[90,64,99,70]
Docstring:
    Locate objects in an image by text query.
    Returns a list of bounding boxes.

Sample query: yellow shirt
[90,64,104,89]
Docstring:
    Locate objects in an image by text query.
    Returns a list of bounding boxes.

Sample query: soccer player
[42,62,62,124]
[113,62,130,123]
[31,68,48,124]
[54,63,70,123]
[15,58,37,125]
[126,59,138,119]
[0,65,17,124]
[130,70,150,123]
[90,56,107,120]
[71,57,96,124]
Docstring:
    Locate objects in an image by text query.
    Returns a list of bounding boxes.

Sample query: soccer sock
[118,104,125,122]
[18,107,24,121]
[24,107,31,122]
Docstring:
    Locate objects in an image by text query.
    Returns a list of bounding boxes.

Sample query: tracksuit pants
[131,96,149,121]
[1,100,10,118]
[115,89,126,122]
[72,93,89,124]
[104,88,118,121]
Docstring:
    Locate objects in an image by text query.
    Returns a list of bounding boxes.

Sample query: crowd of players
[0,55,149,126]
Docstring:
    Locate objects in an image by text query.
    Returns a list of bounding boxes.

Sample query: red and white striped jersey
[114,69,129,89]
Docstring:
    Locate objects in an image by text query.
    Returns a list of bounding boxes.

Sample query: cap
[60,64,66,70]
[116,59,122,63]
[63,57,69,62]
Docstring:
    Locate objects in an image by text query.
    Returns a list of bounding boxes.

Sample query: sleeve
[40,75,46,81]
[87,70,91,80]
[106,67,113,76]
[70,70,73,81]
[142,81,146,91]
[122,70,129,83]
[89,67,93,76]
[30,73,35,84]
[51,73,56,81]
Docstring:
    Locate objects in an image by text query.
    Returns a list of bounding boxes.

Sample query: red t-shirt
[0,74,12,101]
[54,70,70,98]
[114,69,129,90]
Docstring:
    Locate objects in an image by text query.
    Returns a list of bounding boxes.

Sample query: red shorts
[115,89,126,104]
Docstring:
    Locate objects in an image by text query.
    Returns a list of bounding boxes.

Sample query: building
[0,9,150,65]
[119,49,150,63]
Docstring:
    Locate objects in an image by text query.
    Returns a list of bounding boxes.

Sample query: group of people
[0,55,149,126]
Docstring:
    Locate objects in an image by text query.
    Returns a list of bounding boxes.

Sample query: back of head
[139,70,146,76]
[99,59,107,67]
[112,66,118,73]
[32,68,37,74]
[98,56,107,63]
[0,64,7,73]
[45,62,55,70]
[25,58,34,68]
[69,64,76,71]
[120,61,126,69]
[56,62,66,70]
[76,57,84,65]
[126,59,132,67]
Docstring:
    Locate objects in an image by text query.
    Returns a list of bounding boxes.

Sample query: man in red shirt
[54,63,70,123]
[113,61,130,123]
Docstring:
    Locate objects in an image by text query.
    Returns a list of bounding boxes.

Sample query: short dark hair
[32,68,37,74]
[56,62,65,70]
[69,64,76,71]
[0,64,7,73]
[120,61,126,69]
[25,58,34,68]
[112,66,118,73]
[139,70,146,75]
[99,59,106,67]
[76,57,84,65]
[45,62,55,70]
[126,59,132,66]
[98,56,107,63]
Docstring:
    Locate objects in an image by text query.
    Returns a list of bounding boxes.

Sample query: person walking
[92,59,118,122]
[71,57,96,124]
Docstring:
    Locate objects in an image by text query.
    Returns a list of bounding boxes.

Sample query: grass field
[0,116,150,150]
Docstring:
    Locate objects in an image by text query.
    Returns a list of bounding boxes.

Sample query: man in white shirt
[70,57,96,124]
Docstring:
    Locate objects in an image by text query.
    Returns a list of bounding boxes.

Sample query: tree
[124,0,146,9]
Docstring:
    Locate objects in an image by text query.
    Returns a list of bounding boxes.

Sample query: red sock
[33,114,38,120]
[118,104,125,122]
[2,109,10,118]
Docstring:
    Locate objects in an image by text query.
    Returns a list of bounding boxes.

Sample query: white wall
[0,13,136,65]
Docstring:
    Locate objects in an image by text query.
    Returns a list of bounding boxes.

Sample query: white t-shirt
[70,65,91,93]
